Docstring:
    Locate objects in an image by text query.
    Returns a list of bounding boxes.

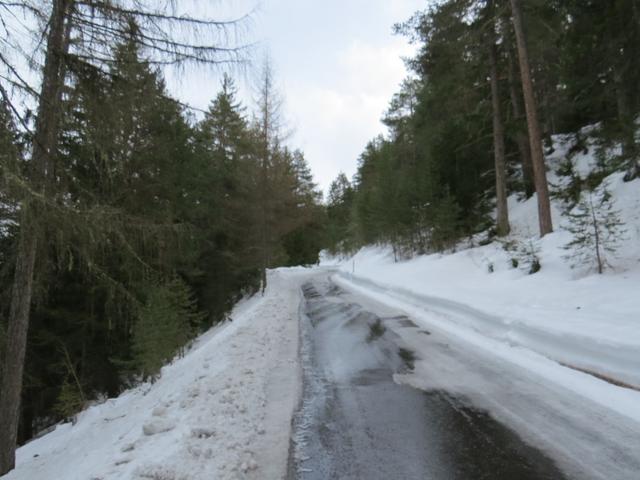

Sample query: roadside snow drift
[326,130,640,423]
[3,269,307,480]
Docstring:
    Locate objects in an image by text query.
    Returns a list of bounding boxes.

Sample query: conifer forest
[0,1,639,479]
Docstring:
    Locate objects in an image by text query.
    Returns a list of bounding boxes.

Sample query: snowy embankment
[3,269,308,480]
[328,131,640,422]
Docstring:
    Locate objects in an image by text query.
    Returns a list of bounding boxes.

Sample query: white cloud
[285,37,415,192]
[338,39,413,95]
[164,0,423,194]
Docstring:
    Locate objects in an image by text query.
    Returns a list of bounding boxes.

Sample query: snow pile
[3,269,306,480]
[0,217,14,237]
[326,131,640,416]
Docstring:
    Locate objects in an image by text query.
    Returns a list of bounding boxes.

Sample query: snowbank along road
[3,269,307,480]
[289,270,640,480]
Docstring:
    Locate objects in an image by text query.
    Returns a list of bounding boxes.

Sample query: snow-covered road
[3,267,640,480]
[288,277,568,480]
[323,272,640,480]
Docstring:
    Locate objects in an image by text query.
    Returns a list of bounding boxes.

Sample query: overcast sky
[166,0,426,194]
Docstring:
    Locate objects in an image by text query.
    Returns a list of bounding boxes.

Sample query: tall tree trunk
[487,2,510,237]
[506,38,535,197]
[509,0,553,236]
[614,66,639,181]
[589,196,603,275]
[0,230,37,474]
[260,94,269,295]
[257,61,281,294]
[260,150,268,294]
[0,1,71,474]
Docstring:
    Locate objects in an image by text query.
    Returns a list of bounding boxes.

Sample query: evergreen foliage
[1,0,639,467]
[518,236,542,275]
[0,38,324,450]
[325,173,355,254]
[54,380,85,419]
[325,0,639,259]
[131,277,205,381]
[0,2,261,470]
[563,189,627,274]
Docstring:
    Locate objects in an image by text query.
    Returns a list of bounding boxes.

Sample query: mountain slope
[3,269,308,480]
[326,129,640,422]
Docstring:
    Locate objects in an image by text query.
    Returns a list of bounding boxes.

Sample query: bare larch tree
[0,1,250,473]
[486,0,510,236]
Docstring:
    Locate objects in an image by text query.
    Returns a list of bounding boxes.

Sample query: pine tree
[563,189,626,274]
[132,277,205,381]
[518,235,542,275]
[326,173,355,254]
[0,2,250,470]
[196,74,262,316]
[430,193,462,252]
[54,380,85,419]
[282,151,324,265]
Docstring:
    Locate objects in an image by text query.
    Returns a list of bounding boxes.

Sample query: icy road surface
[3,268,639,480]
[288,274,640,480]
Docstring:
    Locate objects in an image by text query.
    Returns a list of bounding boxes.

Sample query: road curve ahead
[287,276,570,480]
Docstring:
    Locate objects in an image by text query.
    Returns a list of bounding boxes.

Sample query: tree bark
[613,66,639,181]
[259,75,270,295]
[590,197,603,275]
[509,0,553,236]
[487,1,510,237]
[0,230,37,474]
[0,1,72,474]
[506,37,535,197]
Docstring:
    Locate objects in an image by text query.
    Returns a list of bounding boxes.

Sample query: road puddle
[288,280,569,480]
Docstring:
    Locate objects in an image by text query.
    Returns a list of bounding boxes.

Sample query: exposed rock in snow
[142,419,175,436]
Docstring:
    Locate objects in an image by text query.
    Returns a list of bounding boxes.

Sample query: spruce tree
[326,173,355,254]
[563,189,626,274]
[132,277,205,381]
[0,2,250,470]
[196,74,262,314]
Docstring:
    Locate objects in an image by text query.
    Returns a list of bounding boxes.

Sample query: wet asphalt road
[288,277,570,480]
